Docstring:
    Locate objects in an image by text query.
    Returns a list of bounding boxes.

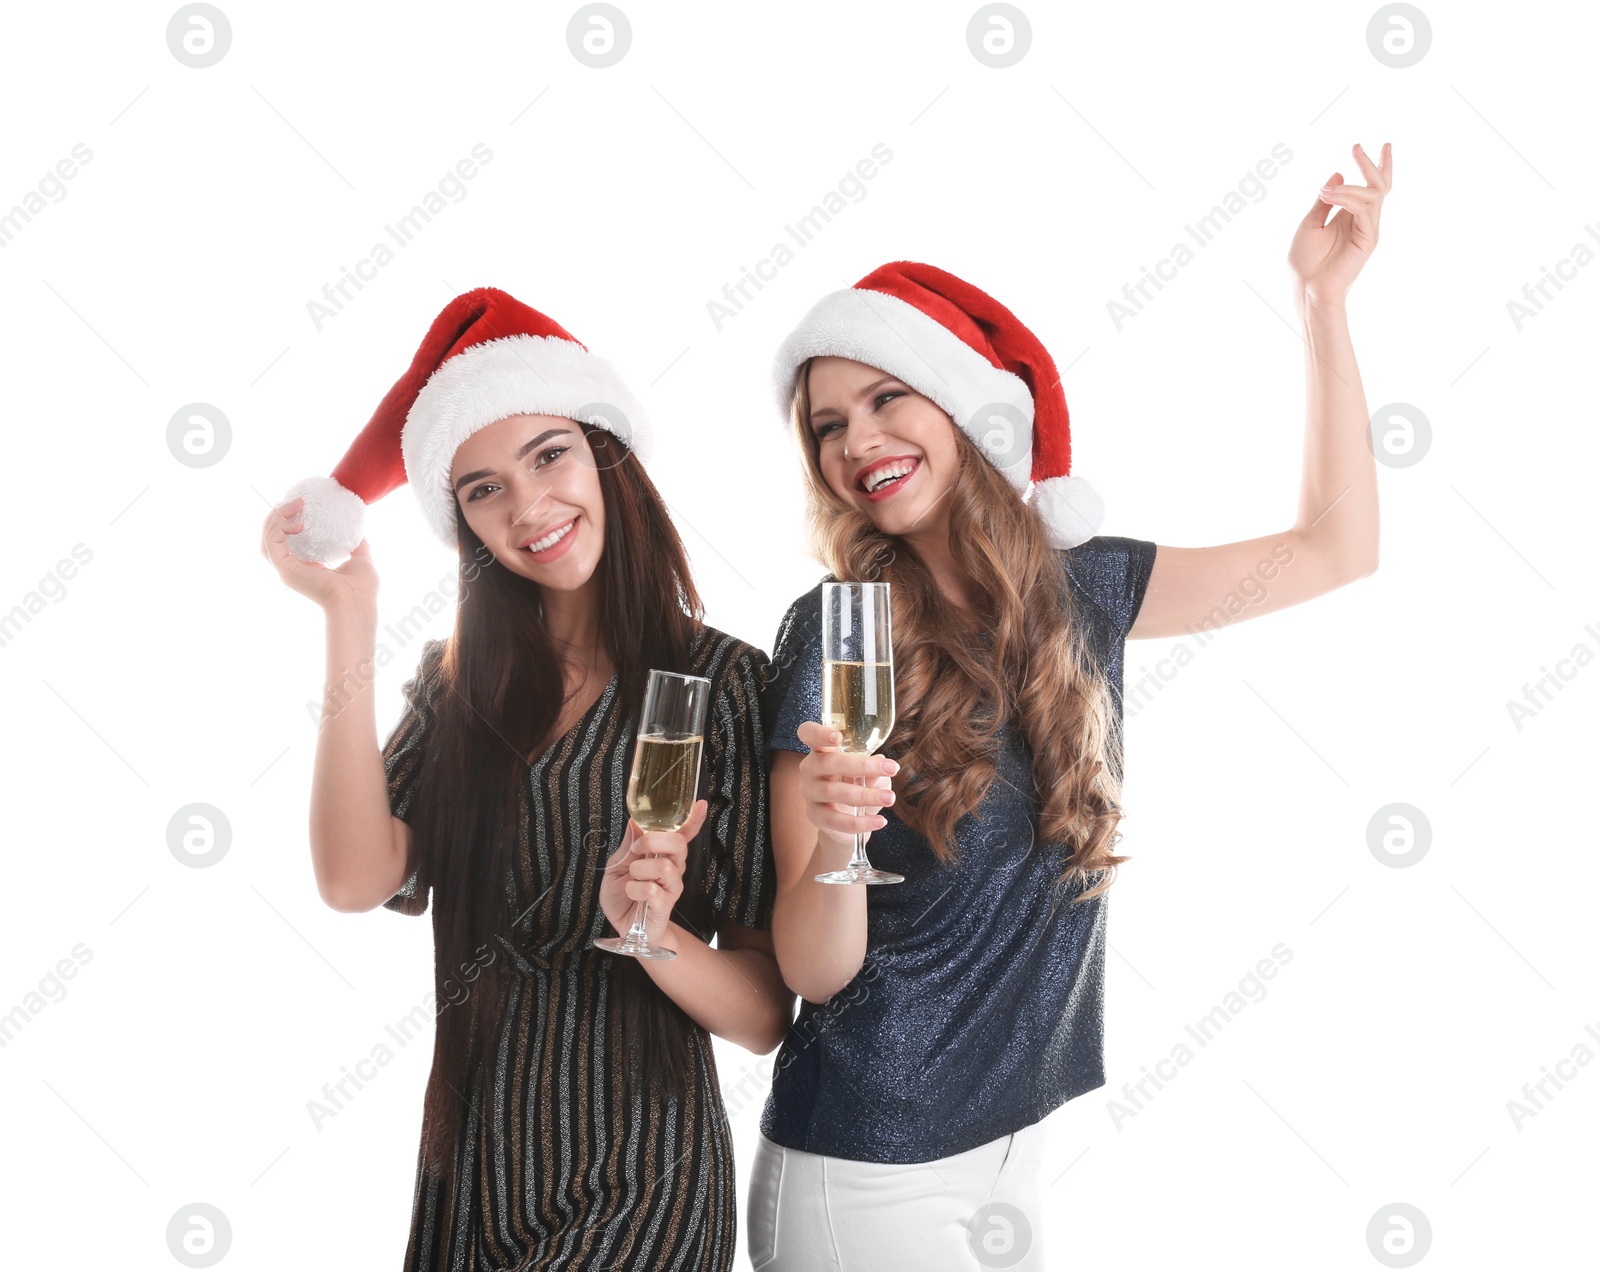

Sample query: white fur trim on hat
[282,474,366,564]
[772,288,1035,492]
[403,334,652,547]
[1029,474,1105,549]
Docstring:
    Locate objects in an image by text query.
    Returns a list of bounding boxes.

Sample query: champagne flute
[816,582,904,885]
[593,669,710,960]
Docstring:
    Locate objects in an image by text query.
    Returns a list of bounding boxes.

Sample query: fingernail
[882,759,898,774]
[872,816,887,827]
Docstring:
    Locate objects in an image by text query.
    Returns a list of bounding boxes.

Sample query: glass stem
[849,773,872,871]
[624,897,651,944]
[623,844,662,944]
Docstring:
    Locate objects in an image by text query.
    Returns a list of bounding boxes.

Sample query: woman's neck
[899,522,978,610]
[540,576,610,686]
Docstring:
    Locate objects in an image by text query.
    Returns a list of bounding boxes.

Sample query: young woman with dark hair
[261,288,789,1271]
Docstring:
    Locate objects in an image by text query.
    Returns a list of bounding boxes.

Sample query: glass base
[814,865,905,885]
[592,934,678,960]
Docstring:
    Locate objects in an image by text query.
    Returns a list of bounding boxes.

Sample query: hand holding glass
[817,582,904,885]
[593,669,710,959]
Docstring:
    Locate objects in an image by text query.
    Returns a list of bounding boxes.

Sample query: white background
[1,1,1594,1268]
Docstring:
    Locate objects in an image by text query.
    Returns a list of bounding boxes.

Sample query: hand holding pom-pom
[278,475,366,564]
[260,486,379,612]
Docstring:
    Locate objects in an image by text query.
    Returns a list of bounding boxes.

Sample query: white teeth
[525,520,574,552]
[864,460,914,492]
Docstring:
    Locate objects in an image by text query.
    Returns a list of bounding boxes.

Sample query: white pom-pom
[1029,474,1105,550]
[280,475,366,564]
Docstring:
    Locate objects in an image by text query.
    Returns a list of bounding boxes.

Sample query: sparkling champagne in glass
[817,582,904,885]
[593,669,710,959]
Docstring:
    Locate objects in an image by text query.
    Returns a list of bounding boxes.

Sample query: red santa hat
[771,261,1104,549]
[282,286,651,563]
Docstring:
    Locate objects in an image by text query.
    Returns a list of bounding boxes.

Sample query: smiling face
[804,356,961,539]
[449,413,606,588]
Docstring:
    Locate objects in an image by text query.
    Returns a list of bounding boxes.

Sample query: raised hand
[1289,141,1394,303]
[260,495,379,611]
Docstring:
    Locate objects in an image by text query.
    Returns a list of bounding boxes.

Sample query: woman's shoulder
[760,583,830,724]
[399,636,450,701]
[773,576,831,649]
[1057,534,1155,573]
[690,622,772,691]
[1056,535,1158,630]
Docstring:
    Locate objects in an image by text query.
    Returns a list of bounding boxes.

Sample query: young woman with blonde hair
[748,144,1392,1269]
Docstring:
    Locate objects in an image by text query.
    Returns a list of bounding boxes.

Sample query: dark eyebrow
[453,427,570,492]
[809,376,901,428]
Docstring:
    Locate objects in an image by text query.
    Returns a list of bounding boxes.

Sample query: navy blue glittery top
[758,535,1159,1163]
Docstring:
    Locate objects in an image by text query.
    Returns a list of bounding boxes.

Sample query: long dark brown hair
[789,360,1132,902]
[404,421,707,1178]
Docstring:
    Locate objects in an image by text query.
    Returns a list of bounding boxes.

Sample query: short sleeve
[381,638,447,917]
[761,585,827,758]
[1059,536,1158,643]
[1059,537,1157,777]
[698,643,778,935]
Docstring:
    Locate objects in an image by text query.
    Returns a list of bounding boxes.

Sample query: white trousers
[746,1122,1047,1271]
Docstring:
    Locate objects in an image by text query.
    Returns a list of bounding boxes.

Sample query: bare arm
[597,799,792,1052]
[768,732,895,1004]
[1130,143,1392,641]
[261,495,408,913]
[638,920,792,1054]
[309,598,412,912]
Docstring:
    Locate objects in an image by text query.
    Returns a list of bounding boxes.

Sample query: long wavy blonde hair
[789,359,1131,902]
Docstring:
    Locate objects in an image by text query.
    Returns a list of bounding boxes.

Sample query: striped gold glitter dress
[381,625,775,1271]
